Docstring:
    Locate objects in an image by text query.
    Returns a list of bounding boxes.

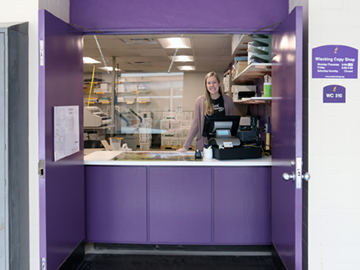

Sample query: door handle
[282,172,295,181]
[282,172,310,181]
[302,172,310,181]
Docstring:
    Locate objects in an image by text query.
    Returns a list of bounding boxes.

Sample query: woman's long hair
[204,71,223,115]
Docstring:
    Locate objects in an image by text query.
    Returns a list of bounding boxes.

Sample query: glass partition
[83,72,197,153]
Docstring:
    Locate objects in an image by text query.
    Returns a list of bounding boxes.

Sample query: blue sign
[312,45,358,79]
[323,85,346,103]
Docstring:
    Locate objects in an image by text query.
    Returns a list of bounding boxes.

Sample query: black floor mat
[78,254,276,270]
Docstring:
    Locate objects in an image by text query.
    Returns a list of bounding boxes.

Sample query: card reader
[195,149,202,160]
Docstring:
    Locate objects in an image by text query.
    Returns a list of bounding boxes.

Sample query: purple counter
[85,165,271,245]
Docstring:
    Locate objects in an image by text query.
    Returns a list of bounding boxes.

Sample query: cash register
[203,115,263,160]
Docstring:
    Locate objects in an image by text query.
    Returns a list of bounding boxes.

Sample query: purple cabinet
[86,166,147,243]
[85,165,271,245]
[214,167,271,244]
[149,167,212,244]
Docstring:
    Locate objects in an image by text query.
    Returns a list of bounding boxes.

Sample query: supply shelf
[234,97,272,105]
[232,63,272,84]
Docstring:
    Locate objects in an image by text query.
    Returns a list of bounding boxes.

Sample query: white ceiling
[83,34,235,74]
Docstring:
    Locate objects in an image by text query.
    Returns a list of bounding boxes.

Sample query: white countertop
[84,150,272,166]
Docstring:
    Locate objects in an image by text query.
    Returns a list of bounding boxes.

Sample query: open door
[38,10,85,270]
[271,6,304,270]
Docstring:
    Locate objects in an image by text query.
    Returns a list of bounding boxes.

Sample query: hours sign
[312,45,358,79]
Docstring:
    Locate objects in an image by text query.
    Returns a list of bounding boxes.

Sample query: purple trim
[295,8,303,270]
[271,6,303,270]
[38,9,46,263]
[70,0,288,34]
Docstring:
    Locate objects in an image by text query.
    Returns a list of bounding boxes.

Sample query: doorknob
[302,172,310,181]
[284,158,309,188]
[282,172,295,181]
[283,172,310,181]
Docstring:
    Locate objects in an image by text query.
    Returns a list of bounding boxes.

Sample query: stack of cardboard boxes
[160,111,194,149]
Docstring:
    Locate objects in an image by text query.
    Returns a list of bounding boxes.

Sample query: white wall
[183,72,207,111]
[308,1,360,269]
[39,0,70,23]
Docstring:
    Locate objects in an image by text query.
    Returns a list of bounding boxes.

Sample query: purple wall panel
[70,0,288,33]
[271,7,303,270]
[39,10,85,270]
[213,167,271,244]
[149,167,212,244]
[85,166,271,245]
[86,166,147,243]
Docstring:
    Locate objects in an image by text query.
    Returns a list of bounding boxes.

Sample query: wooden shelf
[118,101,151,104]
[84,125,115,130]
[232,63,272,84]
[119,90,151,95]
[116,75,182,83]
[84,81,99,84]
[84,91,109,95]
[232,34,253,56]
[85,101,111,105]
[234,97,272,105]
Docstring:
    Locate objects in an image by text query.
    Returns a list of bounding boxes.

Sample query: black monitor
[202,115,240,138]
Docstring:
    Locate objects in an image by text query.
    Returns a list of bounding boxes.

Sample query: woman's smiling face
[206,75,221,99]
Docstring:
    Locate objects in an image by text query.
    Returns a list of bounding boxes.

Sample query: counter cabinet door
[149,167,212,244]
[213,167,271,245]
[86,166,147,243]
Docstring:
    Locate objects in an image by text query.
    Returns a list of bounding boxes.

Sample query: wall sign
[54,106,80,161]
[312,45,358,79]
[323,85,346,103]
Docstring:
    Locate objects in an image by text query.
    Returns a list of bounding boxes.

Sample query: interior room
[82,33,261,153]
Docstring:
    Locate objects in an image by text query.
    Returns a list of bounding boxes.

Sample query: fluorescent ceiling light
[170,55,194,62]
[158,37,191,49]
[177,66,196,71]
[83,57,100,64]
[121,38,157,45]
[98,67,121,72]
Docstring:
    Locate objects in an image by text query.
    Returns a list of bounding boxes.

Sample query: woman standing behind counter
[177,71,234,152]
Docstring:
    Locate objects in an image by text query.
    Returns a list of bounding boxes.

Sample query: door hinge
[38,160,44,178]
[40,40,44,66]
[41,257,46,270]
[296,157,302,189]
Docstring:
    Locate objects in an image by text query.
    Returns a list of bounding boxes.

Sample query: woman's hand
[176,147,187,152]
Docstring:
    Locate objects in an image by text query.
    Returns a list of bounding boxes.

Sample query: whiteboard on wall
[54,106,80,161]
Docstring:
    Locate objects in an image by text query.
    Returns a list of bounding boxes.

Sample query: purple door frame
[271,7,303,270]
[39,10,85,270]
